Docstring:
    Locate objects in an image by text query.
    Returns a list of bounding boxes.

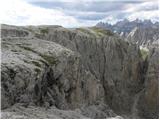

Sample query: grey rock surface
[127,26,159,47]
[96,19,158,35]
[137,47,159,118]
[1,103,121,119]
[96,19,159,47]
[1,36,104,110]
[30,25,145,115]
[1,24,159,119]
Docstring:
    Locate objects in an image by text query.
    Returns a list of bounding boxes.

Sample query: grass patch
[18,45,37,53]
[18,45,58,65]
[40,28,49,35]
[34,68,41,74]
[39,54,58,65]
[34,28,49,38]
[77,28,95,37]
[140,49,149,60]
[31,61,41,67]
[39,59,47,64]
[91,27,114,37]
[35,33,43,38]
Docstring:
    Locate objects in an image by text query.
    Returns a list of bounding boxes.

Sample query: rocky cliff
[127,26,159,47]
[1,24,159,118]
[137,47,159,118]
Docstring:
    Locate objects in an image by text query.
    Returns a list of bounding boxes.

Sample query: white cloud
[125,1,158,12]
[127,10,159,22]
[0,0,85,27]
[0,0,158,27]
[25,0,158,2]
[100,16,119,24]
[121,1,159,22]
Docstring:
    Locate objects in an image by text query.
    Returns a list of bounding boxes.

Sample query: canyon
[1,24,159,118]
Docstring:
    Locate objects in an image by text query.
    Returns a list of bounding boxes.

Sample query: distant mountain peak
[96,18,157,27]
[96,18,158,34]
[96,18,159,47]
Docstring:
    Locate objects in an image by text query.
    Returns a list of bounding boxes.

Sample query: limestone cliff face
[1,25,107,117]
[1,37,104,111]
[127,26,159,47]
[31,26,145,115]
[137,47,159,118]
[1,24,159,119]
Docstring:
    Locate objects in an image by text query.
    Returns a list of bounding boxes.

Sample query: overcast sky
[0,0,159,27]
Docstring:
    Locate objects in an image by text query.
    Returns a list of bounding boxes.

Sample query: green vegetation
[18,45,37,53]
[34,68,41,74]
[91,27,114,37]
[39,59,47,64]
[40,28,49,35]
[18,45,58,65]
[35,33,42,38]
[77,28,95,37]
[39,54,58,65]
[140,49,149,60]
[77,27,114,38]
[18,45,42,57]
[31,61,41,67]
[34,28,49,38]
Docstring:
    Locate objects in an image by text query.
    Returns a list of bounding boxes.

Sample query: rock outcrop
[30,26,146,115]
[1,36,105,111]
[1,103,120,119]
[1,24,159,119]
[127,26,159,47]
[137,47,159,118]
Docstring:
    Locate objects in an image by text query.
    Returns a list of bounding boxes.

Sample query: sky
[0,0,159,27]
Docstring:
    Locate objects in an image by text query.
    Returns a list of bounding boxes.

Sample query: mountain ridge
[96,19,159,47]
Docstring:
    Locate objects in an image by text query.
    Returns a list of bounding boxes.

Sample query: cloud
[28,0,158,21]
[125,1,158,12]
[127,10,159,22]
[29,0,145,13]
[30,1,126,12]
[0,0,158,27]
[0,0,85,27]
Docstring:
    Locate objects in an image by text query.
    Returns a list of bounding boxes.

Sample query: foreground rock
[1,103,121,119]
[1,24,159,118]
[30,25,145,115]
[1,36,105,110]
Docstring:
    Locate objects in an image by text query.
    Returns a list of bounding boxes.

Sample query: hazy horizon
[1,18,159,29]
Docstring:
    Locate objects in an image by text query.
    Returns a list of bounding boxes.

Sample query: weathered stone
[137,47,159,118]
[1,24,158,119]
